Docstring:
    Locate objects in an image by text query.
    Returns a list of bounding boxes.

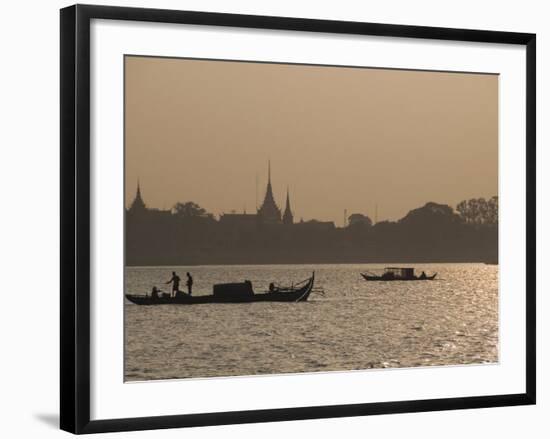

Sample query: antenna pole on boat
[344,209,347,227]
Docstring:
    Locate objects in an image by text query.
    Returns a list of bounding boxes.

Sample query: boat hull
[361,273,437,281]
[126,273,315,305]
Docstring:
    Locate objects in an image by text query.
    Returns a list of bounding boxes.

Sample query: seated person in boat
[151,286,159,298]
[419,271,427,280]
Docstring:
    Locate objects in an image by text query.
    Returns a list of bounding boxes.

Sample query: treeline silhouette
[126,197,498,266]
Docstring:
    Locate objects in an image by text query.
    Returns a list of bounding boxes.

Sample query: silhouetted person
[186,272,193,296]
[166,272,180,297]
[151,286,159,298]
[419,271,427,280]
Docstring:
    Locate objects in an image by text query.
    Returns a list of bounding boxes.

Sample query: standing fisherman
[186,272,193,296]
[165,271,181,297]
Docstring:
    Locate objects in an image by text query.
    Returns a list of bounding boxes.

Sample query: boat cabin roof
[385,267,415,275]
[213,281,254,298]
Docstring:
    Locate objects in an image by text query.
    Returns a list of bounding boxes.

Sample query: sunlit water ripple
[124,263,498,381]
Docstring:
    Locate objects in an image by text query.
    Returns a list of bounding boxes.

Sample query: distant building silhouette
[219,212,257,227]
[127,181,171,220]
[125,173,497,266]
[295,219,335,232]
[221,161,291,226]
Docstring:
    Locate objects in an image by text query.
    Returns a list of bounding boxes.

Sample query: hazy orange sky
[125,56,497,224]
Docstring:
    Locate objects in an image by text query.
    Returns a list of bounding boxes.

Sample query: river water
[124,263,498,381]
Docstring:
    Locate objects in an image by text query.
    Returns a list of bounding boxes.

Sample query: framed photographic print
[60,4,536,434]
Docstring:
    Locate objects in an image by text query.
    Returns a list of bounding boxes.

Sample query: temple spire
[283,186,294,225]
[129,178,146,211]
[264,161,275,203]
[265,160,273,195]
[257,161,281,224]
[285,187,290,207]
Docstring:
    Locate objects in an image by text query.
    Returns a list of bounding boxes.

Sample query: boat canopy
[384,267,415,278]
[213,281,254,299]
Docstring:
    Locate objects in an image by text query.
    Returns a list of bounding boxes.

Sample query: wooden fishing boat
[125,272,315,305]
[361,267,437,281]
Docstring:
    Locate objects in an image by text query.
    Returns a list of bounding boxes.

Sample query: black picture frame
[60,4,536,434]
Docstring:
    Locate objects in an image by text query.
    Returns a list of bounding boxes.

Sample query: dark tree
[456,197,498,225]
[347,213,373,228]
[399,202,460,226]
[487,196,498,224]
[172,201,213,219]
